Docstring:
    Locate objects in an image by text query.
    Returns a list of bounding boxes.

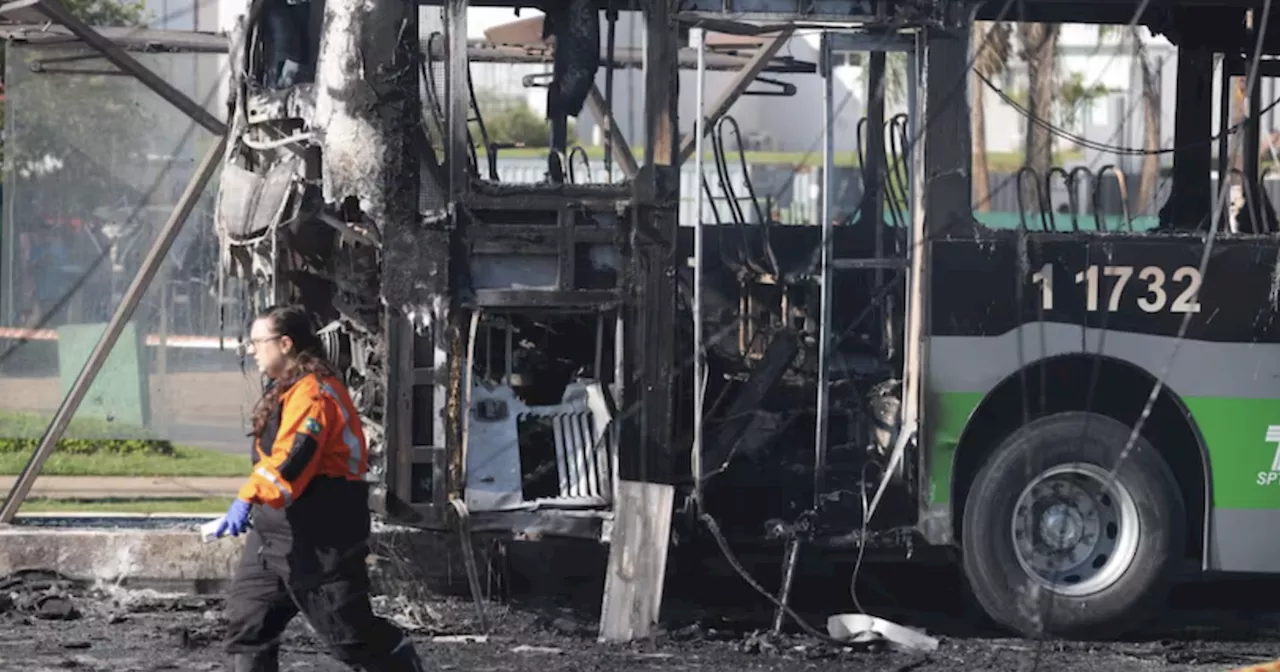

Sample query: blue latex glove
[216,499,253,538]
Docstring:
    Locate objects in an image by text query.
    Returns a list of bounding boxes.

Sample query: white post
[691,26,707,505]
[901,32,927,439]
[814,33,835,504]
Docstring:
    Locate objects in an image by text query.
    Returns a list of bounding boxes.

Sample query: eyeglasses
[241,335,282,354]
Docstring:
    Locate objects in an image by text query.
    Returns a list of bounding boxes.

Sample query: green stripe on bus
[928,393,1280,510]
[928,392,983,506]
[1183,396,1280,509]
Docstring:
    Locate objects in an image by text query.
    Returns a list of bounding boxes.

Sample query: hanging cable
[978,69,1280,156]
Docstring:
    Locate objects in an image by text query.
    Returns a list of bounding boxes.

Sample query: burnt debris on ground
[6,543,1280,672]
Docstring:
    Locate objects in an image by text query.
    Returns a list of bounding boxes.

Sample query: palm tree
[971,21,1011,212]
[1129,28,1162,214]
[1227,58,1248,231]
[1091,25,1161,216]
[1018,22,1060,208]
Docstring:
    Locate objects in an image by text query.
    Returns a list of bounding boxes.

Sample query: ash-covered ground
[3,545,1280,672]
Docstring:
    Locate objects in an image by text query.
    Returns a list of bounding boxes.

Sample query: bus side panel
[926,235,1280,572]
[1184,396,1280,571]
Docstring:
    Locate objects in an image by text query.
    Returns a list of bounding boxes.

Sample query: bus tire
[960,411,1184,639]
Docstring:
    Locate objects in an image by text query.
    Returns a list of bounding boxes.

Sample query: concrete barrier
[0,517,498,596]
[0,517,243,592]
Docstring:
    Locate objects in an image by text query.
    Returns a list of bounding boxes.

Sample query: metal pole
[156,260,170,430]
[771,536,802,634]
[1247,52,1263,228]
[907,50,918,209]
[444,0,470,199]
[0,135,227,524]
[900,32,927,440]
[813,33,834,506]
[604,5,617,182]
[691,25,707,506]
[640,27,648,153]
[677,27,797,166]
[1218,58,1231,213]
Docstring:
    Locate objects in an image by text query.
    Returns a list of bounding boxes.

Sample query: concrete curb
[0,520,492,596]
[0,524,244,591]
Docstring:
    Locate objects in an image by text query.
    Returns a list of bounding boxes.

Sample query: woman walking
[216,304,425,672]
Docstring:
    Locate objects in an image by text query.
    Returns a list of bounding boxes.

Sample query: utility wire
[980,69,1280,155]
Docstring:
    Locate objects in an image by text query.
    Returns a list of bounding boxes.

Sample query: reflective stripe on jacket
[238,373,367,508]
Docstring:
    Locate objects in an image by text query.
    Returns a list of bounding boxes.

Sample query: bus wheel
[960,411,1184,639]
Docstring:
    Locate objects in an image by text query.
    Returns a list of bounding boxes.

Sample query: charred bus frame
[4,0,1280,642]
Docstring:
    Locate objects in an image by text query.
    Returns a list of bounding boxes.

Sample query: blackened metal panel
[931,233,1280,343]
[382,310,414,516]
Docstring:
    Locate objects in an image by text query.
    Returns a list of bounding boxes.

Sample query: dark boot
[231,646,280,672]
[372,638,427,672]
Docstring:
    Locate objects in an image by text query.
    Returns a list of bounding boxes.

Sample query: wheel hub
[1039,502,1085,551]
[1011,463,1141,597]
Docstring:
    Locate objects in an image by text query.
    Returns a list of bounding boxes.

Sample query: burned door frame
[380,0,818,540]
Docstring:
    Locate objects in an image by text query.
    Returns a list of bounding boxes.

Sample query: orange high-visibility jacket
[238,373,368,508]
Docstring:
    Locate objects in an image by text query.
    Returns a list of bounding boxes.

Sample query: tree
[1055,71,1111,132]
[473,89,577,149]
[2,0,153,196]
[1,0,163,324]
[1093,25,1161,216]
[0,0,147,75]
[61,0,148,26]
[1129,28,1161,215]
[1227,50,1248,230]
[882,52,909,109]
[5,45,163,212]
[971,21,1011,212]
[1018,22,1060,209]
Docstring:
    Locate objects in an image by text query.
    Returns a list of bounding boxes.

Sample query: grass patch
[0,411,247,476]
[478,146,1081,173]
[0,411,175,456]
[0,444,247,477]
[13,496,233,514]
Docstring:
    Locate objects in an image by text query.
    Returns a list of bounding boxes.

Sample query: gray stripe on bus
[1209,508,1280,572]
[929,323,1280,400]
[916,502,1280,572]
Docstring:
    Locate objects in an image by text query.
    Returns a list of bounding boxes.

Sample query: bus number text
[1030,264,1202,314]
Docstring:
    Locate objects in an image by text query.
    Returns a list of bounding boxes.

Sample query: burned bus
[214,0,1280,640]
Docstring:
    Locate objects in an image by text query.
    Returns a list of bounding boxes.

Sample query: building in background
[467,12,868,155]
